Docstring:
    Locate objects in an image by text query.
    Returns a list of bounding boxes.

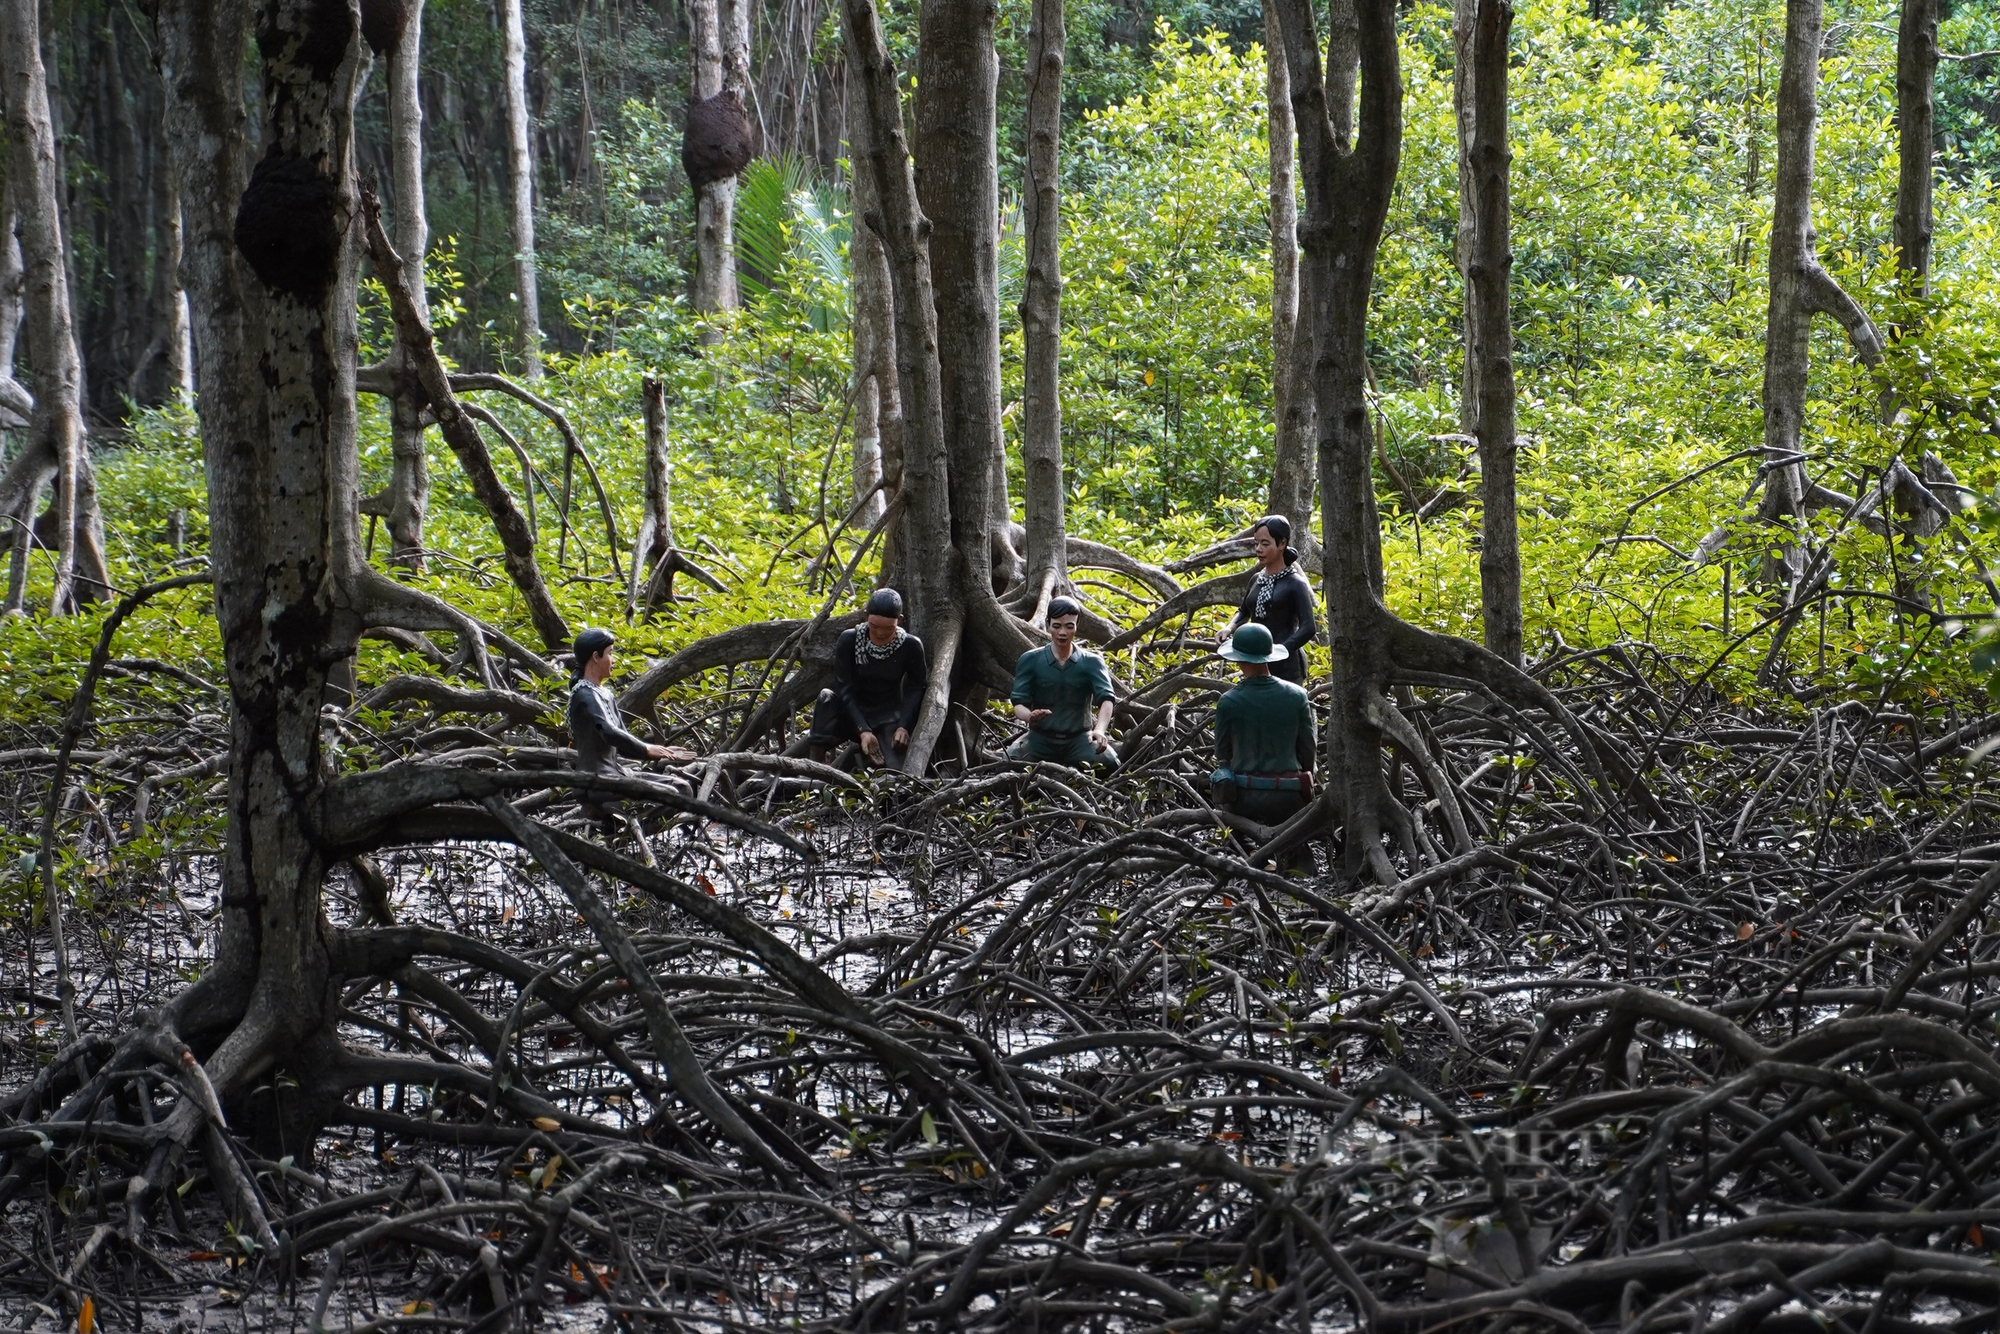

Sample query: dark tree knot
[256,0,358,80]
[681,91,754,190]
[235,151,345,301]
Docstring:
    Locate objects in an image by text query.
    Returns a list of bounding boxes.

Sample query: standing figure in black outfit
[808,588,928,769]
[1218,515,1317,685]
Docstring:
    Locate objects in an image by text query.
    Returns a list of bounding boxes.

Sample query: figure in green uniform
[1008,597,1118,768]
[1212,622,1316,828]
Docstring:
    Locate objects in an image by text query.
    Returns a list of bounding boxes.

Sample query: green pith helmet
[1219,622,1289,663]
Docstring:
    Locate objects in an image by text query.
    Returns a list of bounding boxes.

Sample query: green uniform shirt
[1010,644,1115,737]
[1214,674,1315,775]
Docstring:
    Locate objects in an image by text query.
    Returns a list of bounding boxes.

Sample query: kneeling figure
[1008,597,1117,769]
[1212,622,1316,829]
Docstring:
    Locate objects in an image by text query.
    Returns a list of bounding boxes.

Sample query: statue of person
[808,588,928,769]
[568,627,674,829]
[1008,597,1117,769]
[1211,621,1316,835]
[1218,514,1317,685]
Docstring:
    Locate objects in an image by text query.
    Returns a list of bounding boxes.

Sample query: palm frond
[733,154,815,303]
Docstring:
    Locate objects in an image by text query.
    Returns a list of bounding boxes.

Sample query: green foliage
[15,0,2000,762]
[540,100,692,354]
[1047,26,1276,534]
[97,401,209,565]
[1938,0,2000,176]
[735,155,852,333]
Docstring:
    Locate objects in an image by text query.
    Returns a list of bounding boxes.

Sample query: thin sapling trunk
[1895,0,1937,288]
[1262,0,1317,548]
[1467,0,1522,665]
[501,0,543,376]
[378,0,432,570]
[845,63,897,528]
[1758,0,1884,590]
[1018,0,1068,624]
[1,0,86,612]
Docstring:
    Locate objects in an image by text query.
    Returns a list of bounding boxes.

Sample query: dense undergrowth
[17,0,1999,712]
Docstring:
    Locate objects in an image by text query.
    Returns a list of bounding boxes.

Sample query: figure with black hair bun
[568,628,674,830]
[808,588,929,770]
[1218,515,1317,685]
[1007,596,1119,769]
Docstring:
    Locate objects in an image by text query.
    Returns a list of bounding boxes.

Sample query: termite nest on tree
[359,0,411,56]
[234,151,346,302]
[681,91,754,190]
[255,0,358,80]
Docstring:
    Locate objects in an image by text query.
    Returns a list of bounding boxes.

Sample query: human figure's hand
[892,727,910,749]
[645,744,672,760]
[1027,708,1052,723]
[859,731,884,764]
[1088,729,1108,751]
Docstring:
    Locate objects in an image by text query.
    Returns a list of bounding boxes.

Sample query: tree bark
[845,66,897,528]
[846,0,952,632]
[155,154,196,403]
[851,345,887,527]
[1759,0,1883,587]
[0,180,25,420]
[500,0,543,376]
[643,376,676,560]
[916,0,1018,597]
[1326,0,1359,145]
[842,0,1028,773]
[1262,0,1316,545]
[152,0,367,1163]
[1276,0,1402,877]
[383,0,431,571]
[104,20,152,412]
[1,184,25,604]
[1017,0,1067,624]
[690,0,750,314]
[631,373,680,611]
[2,0,85,612]
[1467,0,1522,665]
[1894,0,1937,286]
[1273,0,1603,881]
[1454,0,1479,443]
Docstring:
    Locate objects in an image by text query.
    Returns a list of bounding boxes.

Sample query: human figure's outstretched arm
[574,684,654,760]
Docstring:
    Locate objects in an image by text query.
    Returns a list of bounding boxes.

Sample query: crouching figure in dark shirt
[1212,622,1316,843]
[1008,597,1118,769]
[569,627,674,830]
[1218,514,1317,685]
[809,588,928,770]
